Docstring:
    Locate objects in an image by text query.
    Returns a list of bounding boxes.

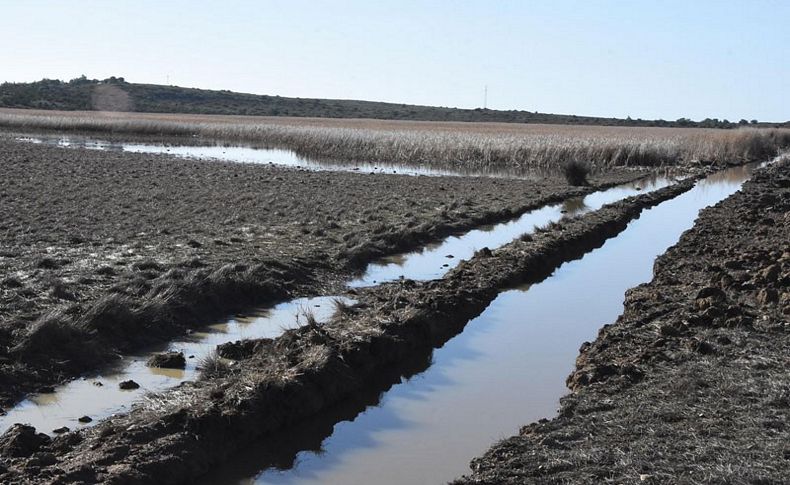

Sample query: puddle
[15,134,559,179]
[198,163,757,485]
[349,174,674,287]
[0,296,351,434]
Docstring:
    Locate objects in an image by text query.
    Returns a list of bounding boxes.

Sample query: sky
[1,0,788,121]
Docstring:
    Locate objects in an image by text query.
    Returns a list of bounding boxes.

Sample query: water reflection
[16,134,560,179]
[561,196,588,214]
[0,296,352,435]
[349,175,674,287]
[202,163,756,485]
[0,171,672,435]
[199,350,435,485]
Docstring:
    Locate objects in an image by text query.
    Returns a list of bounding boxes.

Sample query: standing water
[350,175,673,286]
[16,134,556,179]
[199,163,758,485]
[0,175,673,435]
[0,296,350,434]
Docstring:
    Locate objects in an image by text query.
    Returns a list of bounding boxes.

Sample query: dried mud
[455,161,790,484]
[0,171,697,484]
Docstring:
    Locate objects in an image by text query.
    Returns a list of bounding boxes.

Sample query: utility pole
[484,85,488,109]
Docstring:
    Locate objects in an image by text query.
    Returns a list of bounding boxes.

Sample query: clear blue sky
[1,0,788,121]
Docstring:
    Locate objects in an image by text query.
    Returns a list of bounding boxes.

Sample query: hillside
[0,76,778,128]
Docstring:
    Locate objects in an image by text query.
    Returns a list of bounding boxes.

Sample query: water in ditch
[349,174,672,287]
[198,163,756,485]
[0,174,673,435]
[0,296,348,434]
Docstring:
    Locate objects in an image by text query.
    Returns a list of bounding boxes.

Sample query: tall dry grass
[1,107,788,171]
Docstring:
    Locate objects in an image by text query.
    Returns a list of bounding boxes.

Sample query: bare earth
[0,133,642,407]
[455,160,790,484]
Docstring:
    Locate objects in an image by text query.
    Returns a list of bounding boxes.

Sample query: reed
[2,108,788,171]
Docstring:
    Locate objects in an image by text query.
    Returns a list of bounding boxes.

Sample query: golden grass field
[1,107,788,171]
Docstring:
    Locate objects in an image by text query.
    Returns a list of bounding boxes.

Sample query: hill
[0,76,780,128]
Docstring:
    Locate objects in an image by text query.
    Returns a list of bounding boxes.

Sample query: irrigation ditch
[0,132,783,484]
[0,165,713,483]
[454,158,789,485]
[0,132,657,408]
[0,171,672,437]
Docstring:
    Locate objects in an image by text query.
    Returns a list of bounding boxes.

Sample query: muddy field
[2,128,785,484]
[0,132,645,407]
[455,160,790,484]
[0,163,699,483]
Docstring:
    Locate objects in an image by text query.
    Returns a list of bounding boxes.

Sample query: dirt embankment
[454,161,790,484]
[0,173,698,484]
[0,134,645,406]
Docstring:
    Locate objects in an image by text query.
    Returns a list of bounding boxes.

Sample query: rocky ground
[0,167,697,484]
[455,160,789,483]
[0,132,644,407]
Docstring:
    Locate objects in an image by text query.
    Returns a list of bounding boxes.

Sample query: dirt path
[454,160,789,484]
[0,171,698,484]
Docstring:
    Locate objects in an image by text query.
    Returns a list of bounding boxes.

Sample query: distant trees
[69,75,92,85]
[699,118,735,129]
[0,77,770,129]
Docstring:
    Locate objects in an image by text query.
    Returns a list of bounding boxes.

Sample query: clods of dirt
[118,380,139,390]
[146,351,186,369]
[0,425,50,458]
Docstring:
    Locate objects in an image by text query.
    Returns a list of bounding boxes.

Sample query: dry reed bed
[2,108,788,171]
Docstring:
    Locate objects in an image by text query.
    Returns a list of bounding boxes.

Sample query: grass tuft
[562,160,590,186]
[331,297,354,318]
[197,352,231,380]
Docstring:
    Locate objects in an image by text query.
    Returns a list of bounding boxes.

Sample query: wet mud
[455,160,790,484]
[0,133,645,406]
[0,174,698,484]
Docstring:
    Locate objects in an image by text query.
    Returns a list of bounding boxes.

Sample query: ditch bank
[0,174,700,484]
[0,135,646,406]
[454,160,790,484]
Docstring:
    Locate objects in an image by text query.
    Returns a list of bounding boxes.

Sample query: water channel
[199,163,756,484]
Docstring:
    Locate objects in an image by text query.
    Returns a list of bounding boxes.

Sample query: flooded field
[0,129,782,485]
[0,127,783,485]
[0,296,348,434]
[0,173,671,435]
[15,134,561,179]
[197,163,757,484]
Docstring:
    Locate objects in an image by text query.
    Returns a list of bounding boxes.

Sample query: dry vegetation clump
[2,108,788,171]
[331,297,355,318]
[561,160,591,185]
[198,352,232,380]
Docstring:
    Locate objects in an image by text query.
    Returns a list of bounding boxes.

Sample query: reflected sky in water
[0,296,351,435]
[201,163,755,485]
[16,134,563,179]
[349,174,673,287]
